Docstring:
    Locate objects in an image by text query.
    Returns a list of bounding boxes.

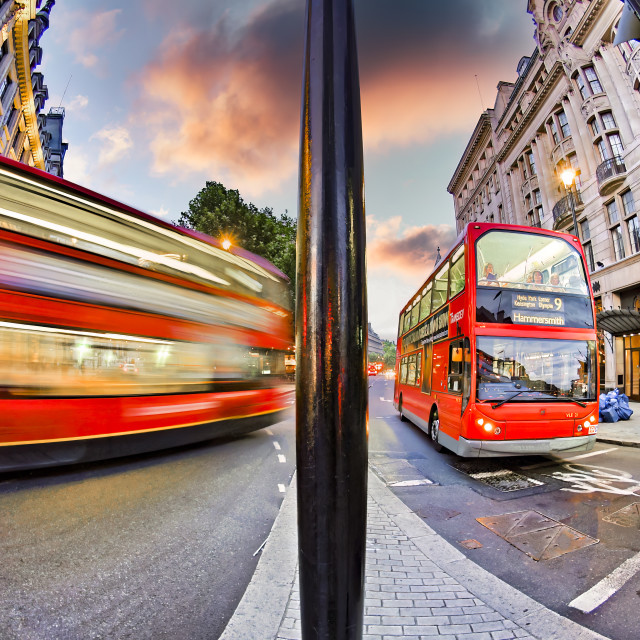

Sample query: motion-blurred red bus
[394,223,598,457]
[0,156,293,471]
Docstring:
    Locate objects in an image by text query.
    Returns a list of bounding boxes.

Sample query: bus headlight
[483,422,493,432]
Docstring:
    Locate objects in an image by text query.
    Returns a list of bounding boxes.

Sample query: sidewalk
[220,470,611,640]
[596,400,640,448]
[219,408,640,640]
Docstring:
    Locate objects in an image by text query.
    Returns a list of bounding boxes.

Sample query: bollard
[295,0,368,639]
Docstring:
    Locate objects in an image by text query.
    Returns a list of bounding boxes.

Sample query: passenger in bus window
[483,263,497,281]
[528,270,544,288]
[547,273,564,291]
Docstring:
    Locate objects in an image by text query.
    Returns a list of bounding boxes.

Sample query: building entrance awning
[596,309,640,335]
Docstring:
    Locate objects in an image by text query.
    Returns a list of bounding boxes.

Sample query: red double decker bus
[394,223,598,457]
[0,156,293,471]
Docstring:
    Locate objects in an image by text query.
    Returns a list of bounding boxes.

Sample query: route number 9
[554,297,562,310]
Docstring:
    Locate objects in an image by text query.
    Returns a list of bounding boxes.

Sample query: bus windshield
[476,231,588,294]
[477,336,597,402]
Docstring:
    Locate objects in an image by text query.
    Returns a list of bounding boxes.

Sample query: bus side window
[400,357,408,384]
[462,337,471,412]
[415,350,422,386]
[422,343,433,394]
[448,339,463,394]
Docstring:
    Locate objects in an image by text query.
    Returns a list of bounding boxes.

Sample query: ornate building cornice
[447,112,492,194]
[13,2,45,168]
[571,0,608,46]
[496,60,564,164]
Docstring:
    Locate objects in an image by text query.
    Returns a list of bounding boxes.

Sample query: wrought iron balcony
[596,156,626,196]
[552,191,583,228]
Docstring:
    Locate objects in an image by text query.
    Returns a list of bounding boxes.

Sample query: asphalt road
[368,375,640,640]
[0,409,296,640]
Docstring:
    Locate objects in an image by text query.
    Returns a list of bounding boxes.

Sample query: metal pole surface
[295,0,368,638]
[570,186,578,236]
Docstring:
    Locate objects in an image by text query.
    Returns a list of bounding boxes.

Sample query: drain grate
[477,510,598,561]
[603,502,640,528]
[451,460,544,492]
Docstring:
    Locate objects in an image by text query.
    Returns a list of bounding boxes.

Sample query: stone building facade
[368,323,384,359]
[0,0,66,175]
[448,0,640,399]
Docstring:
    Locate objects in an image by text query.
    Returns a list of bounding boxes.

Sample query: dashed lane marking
[569,550,640,613]
[273,441,281,450]
[277,454,286,463]
[278,484,286,493]
[521,447,618,470]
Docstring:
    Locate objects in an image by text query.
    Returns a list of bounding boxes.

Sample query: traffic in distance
[394,223,598,457]
[0,156,293,472]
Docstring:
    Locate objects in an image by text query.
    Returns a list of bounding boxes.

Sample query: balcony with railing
[552,191,583,230]
[596,156,626,196]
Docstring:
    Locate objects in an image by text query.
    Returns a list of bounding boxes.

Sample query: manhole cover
[459,539,483,549]
[603,502,640,528]
[477,510,598,561]
[451,461,544,492]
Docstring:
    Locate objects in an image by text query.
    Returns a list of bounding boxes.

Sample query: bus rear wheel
[429,409,443,453]
[398,396,406,421]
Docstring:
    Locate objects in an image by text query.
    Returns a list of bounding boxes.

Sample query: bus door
[437,338,465,440]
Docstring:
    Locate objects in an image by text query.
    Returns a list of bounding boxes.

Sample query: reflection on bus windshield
[477,336,596,401]
[476,231,588,294]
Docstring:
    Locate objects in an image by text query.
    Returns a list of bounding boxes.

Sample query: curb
[220,469,610,640]
[218,474,298,640]
[368,471,610,640]
[596,436,640,448]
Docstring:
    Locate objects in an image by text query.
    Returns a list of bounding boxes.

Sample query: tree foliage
[177,181,297,288]
[382,340,397,369]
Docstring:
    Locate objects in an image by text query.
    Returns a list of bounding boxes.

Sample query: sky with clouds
[39,0,536,341]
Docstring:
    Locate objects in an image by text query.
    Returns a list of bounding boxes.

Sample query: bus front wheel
[398,396,406,421]
[429,409,443,453]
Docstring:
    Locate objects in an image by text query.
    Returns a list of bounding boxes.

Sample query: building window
[612,225,625,260]
[609,133,624,157]
[628,216,640,254]
[527,151,537,176]
[622,190,636,217]
[558,110,571,138]
[533,189,542,205]
[607,200,620,224]
[549,119,560,145]
[601,111,616,130]
[589,117,600,135]
[584,66,603,94]
[575,73,588,100]
[580,220,591,241]
[597,139,611,161]
[584,242,595,272]
[0,75,11,103]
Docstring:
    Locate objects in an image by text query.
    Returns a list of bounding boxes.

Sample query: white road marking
[253,538,268,557]
[564,447,619,461]
[522,447,618,470]
[569,550,640,613]
[273,441,281,450]
[278,484,286,493]
[278,454,286,463]
[389,479,433,487]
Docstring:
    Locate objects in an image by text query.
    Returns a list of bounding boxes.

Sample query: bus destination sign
[403,306,449,351]
[475,288,594,329]
[512,293,565,326]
